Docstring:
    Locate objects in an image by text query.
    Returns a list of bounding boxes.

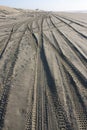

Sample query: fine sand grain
[0,6,87,130]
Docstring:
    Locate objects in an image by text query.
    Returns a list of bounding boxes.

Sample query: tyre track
[49,17,87,79]
[50,15,87,67]
[52,14,87,39]
[55,55,78,129]
[43,32,87,129]
[63,66,87,129]
[43,31,87,87]
[27,25,38,50]
[25,17,44,130]
[36,17,44,130]
[24,21,39,130]
[43,31,87,107]
[0,20,31,59]
[31,51,38,130]
[0,23,28,130]
[0,10,87,130]
[0,27,14,59]
[40,39,72,130]
[53,13,87,28]
[50,15,87,58]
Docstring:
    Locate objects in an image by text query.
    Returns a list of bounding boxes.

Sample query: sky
[0,0,87,11]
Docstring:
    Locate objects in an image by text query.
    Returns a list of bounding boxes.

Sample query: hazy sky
[0,0,87,11]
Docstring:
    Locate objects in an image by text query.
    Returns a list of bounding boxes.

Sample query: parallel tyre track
[40,41,72,130]
[43,31,87,130]
[0,10,87,130]
[50,16,87,68]
[52,14,87,40]
[51,16,87,80]
[0,24,28,130]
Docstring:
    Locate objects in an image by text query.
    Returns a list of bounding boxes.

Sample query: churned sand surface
[0,6,87,130]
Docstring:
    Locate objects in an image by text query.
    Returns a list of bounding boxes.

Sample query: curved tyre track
[0,7,87,130]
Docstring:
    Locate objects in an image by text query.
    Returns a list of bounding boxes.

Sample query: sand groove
[0,7,87,130]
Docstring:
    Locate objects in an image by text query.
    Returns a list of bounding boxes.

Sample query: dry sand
[0,6,87,130]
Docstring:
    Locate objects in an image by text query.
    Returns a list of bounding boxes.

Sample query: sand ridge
[0,6,87,130]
